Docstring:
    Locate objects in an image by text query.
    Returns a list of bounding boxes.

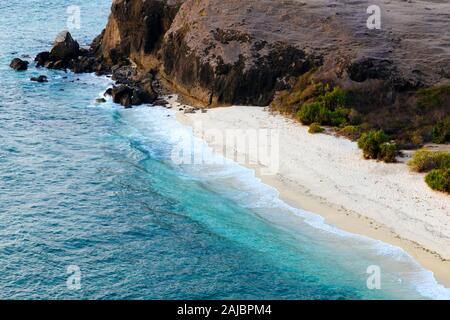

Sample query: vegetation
[407,149,450,193]
[425,169,450,193]
[357,130,395,161]
[337,125,363,141]
[296,87,350,126]
[431,118,450,144]
[407,149,450,172]
[379,142,397,163]
[308,123,325,134]
[417,85,450,110]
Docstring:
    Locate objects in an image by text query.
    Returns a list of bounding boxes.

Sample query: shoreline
[173,103,450,288]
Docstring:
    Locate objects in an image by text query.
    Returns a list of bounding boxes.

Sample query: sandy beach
[175,104,450,286]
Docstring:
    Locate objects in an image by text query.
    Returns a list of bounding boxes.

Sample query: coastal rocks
[35,31,109,74]
[112,85,133,107]
[153,98,169,106]
[111,65,136,84]
[104,88,113,97]
[10,58,29,71]
[90,0,449,110]
[30,75,48,82]
[111,83,157,108]
[347,57,394,83]
[35,51,50,67]
[50,31,80,61]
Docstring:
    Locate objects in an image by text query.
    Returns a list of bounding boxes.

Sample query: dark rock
[112,85,133,107]
[10,58,29,71]
[35,51,51,67]
[139,78,158,102]
[347,58,394,82]
[53,60,66,70]
[44,61,54,69]
[50,31,80,61]
[30,75,48,82]
[71,56,96,73]
[104,88,113,96]
[96,98,107,103]
[153,99,169,106]
[111,65,138,84]
[184,107,196,114]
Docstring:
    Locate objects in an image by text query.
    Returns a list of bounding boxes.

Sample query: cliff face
[94,0,450,107]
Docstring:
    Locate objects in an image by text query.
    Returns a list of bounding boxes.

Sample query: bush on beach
[296,86,350,126]
[407,149,450,172]
[357,130,397,162]
[308,122,325,134]
[425,168,450,193]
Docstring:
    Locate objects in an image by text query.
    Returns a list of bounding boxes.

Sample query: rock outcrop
[30,75,48,83]
[10,58,29,71]
[50,31,80,61]
[91,0,449,108]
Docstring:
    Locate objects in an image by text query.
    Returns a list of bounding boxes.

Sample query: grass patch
[308,123,325,134]
[407,149,450,172]
[338,125,362,140]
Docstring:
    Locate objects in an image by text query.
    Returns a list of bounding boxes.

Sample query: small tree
[379,142,397,163]
[357,130,389,160]
[425,169,450,193]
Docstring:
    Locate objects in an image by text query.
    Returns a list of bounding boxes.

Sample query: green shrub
[338,125,362,140]
[309,123,325,134]
[328,107,350,126]
[296,86,352,126]
[357,130,389,160]
[407,149,450,172]
[348,109,362,125]
[417,85,450,109]
[425,168,450,193]
[297,102,329,125]
[379,142,397,163]
[320,87,348,109]
[431,118,450,144]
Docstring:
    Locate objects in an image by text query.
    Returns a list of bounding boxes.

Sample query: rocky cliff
[93,0,449,108]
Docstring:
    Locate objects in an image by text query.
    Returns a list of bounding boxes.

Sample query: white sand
[175,105,450,284]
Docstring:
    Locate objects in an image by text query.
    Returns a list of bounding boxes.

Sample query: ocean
[0,0,449,299]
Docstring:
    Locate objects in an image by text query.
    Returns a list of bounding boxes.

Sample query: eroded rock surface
[92,0,449,107]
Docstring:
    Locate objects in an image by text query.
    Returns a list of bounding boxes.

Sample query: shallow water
[0,0,449,299]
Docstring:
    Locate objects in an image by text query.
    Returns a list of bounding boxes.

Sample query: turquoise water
[0,0,449,300]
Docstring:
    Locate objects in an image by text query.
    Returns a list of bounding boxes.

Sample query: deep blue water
[0,0,449,299]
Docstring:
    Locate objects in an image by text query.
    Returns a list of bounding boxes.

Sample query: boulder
[10,58,29,71]
[30,75,48,82]
[112,85,133,107]
[153,99,169,106]
[104,88,113,96]
[50,31,80,61]
[347,58,394,82]
[35,51,51,67]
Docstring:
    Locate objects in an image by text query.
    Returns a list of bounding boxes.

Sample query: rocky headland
[12,0,450,145]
